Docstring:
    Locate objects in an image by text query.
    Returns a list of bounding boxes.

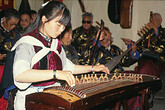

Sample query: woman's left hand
[93,65,110,74]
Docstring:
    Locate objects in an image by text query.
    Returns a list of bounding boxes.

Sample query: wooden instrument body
[26,73,162,110]
[120,0,133,28]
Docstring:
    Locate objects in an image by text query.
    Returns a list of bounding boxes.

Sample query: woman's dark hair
[24,1,71,35]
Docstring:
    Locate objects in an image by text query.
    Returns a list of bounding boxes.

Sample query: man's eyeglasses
[82,20,91,24]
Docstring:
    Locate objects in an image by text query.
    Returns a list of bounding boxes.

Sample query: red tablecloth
[0,65,7,110]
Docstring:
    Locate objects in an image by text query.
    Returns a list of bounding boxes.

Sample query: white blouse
[12,36,75,90]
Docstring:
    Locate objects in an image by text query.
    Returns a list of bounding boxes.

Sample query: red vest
[25,29,62,86]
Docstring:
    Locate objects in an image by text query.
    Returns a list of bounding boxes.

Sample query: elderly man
[71,12,98,65]
[135,12,165,77]
[98,27,139,73]
[122,12,165,109]
[0,8,20,65]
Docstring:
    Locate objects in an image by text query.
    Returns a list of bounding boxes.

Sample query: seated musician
[58,24,79,65]
[0,8,20,110]
[136,12,165,77]
[71,12,99,65]
[0,8,20,65]
[5,1,109,110]
[91,26,140,73]
[123,12,165,77]
[122,12,165,109]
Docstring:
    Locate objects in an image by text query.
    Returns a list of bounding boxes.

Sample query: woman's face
[61,29,72,45]
[41,15,65,39]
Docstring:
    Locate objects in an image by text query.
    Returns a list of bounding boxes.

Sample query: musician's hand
[147,22,158,32]
[0,54,6,60]
[96,29,105,41]
[121,38,132,45]
[93,65,110,74]
[56,70,75,87]
[131,42,137,53]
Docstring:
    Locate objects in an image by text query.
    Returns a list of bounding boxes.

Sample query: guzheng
[26,73,162,110]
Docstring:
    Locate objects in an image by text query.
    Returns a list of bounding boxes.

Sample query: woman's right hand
[56,70,75,87]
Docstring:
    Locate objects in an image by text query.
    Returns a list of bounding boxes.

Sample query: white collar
[12,35,59,68]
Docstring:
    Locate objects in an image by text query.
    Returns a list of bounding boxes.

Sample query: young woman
[12,1,109,109]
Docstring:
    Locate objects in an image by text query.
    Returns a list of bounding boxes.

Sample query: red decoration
[0,65,7,110]
[0,0,14,10]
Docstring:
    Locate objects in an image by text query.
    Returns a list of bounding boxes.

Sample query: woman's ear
[41,15,47,24]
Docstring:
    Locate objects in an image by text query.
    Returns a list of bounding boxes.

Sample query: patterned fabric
[0,25,17,53]
[137,27,165,63]
[72,26,98,65]
[136,27,165,76]
[0,24,20,65]
[62,44,79,65]
[96,44,138,73]
[15,26,27,37]
[24,29,62,86]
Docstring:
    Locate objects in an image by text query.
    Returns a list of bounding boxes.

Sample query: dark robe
[0,24,20,65]
[72,26,98,65]
[62,44,79,65]
[135,27,165,77]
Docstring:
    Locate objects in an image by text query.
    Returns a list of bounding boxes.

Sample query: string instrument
[25,73,162,110]
[78,0,86,13]
[105,25,154,72]
[108,0,133,28]
[108,0,121,24]
[120,0,133,28]
[89,20,104,65]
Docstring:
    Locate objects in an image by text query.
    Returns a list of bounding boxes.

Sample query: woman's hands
[56,70,75,87]
[58,65,110,86]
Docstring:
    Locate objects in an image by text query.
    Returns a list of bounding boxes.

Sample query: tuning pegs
[137,30,143,37]
[142,26,149,32]
[141,28,146,34]
[137,24,152,37]
[145,24,150,30]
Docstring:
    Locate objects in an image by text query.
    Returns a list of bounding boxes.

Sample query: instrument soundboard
[25,73,162,110]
